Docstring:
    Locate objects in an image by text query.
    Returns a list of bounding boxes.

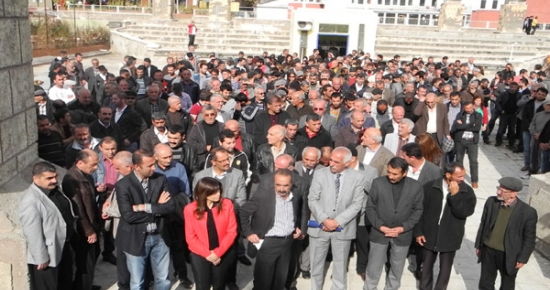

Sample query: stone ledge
[528,173,550,259]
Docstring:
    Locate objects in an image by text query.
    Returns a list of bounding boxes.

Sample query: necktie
[305,168,311,175]
[335,173,341,203]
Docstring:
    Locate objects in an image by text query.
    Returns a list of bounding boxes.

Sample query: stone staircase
[374,25,550,73]
[116,17,292,57]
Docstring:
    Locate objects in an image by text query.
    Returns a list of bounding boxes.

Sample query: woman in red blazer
[184,177,237,290]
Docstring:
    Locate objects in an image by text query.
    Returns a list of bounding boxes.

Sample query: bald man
[153,143,193,288]
[295,146,324,184]
[165,96,193,136]
[335,110,366,147]
[253,125,299,178]
[380,105,406,141]
[413,92,450,147]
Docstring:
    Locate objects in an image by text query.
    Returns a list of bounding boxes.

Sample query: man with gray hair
[383,118,416,156]
[197,93,232,123]
[337,98,376,130]
[295,146,324,184]
[135,84,169,126]
[357,127,395,176]
[308,146,367,290]
[140,112,169,152]
[299,99,338,139]
[253,124,299,177]
[287,91,314,120]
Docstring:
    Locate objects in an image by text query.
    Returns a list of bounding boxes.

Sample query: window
[408,0,413,6]
[358,24,365,51]
[491,0,498,9]
[386,13,396,24]
[400,0,405,6]
[420,0,425,6]
[480,0,486,9]
[319,24,349,33]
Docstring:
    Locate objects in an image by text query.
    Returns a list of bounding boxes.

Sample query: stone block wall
[0,0,40,288]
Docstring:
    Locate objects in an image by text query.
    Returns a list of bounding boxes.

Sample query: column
[497,1,527,33]
[437,0,464,31]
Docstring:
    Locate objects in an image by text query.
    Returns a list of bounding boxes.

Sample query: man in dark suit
[116,149,175,290]
[84,58,100,98]
[111,91,147,152]
[89,106,125,146]
[143,57,158,78]
[140,112,169,153]
[135,84,169,126]
[413,92,451,147]
[495,82,520,149]
[475,177,537,290]
[240,169,308,290]
[365,157,424,290]
[295,146,324,185]
[452,101,482,188]
[414,162,476,290]
[253,94,290,146]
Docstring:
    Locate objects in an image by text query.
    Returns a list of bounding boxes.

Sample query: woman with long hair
[184,177,237,290]
[415,133,444,166]
[473,95,489,142]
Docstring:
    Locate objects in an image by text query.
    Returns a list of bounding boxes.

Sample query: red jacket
[184,198,237,258]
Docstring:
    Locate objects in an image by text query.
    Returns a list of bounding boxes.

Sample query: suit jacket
[36,100,55,122]
[383,133,416,156]
[356,144,395,176]
[355,163,379,226]
[299,114,338,139]
[134,98,169,126]
[84,67,99,94]
[417,159,444,186]
[184,198,237,258]
[193,167,247,209]
[144,65,159,77]
[19,184,76,267]
[366,176,424,246]
[307,167,366,240]
[187,121,224,165]
[414,177,476,252]
[139,127,163,153]
[475,197,537,275]
[449,75,469,92]
[240,174,308,257]
[295,162,324,185]
[115,172,175,256]
[113,107,148,143]
[254,110,290,146]
[413,102,450,144]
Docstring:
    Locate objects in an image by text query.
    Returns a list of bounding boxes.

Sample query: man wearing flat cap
[475,176,537,290]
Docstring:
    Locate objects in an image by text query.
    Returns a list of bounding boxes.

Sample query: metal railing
[65,3,152,14]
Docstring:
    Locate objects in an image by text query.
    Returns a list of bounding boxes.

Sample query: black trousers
[101,222,115,257]
[116,241,130,289]
[71,238,100,290]
[166,220,189,279]
[483,112,500,141]
[285,239,304,288]
[188,34,195,46]
[496,114,517,145]
[253,236,294,290]
[28,243,73,290]
[189,247,236,290]
[515,119,523,149]
[420,249,456,290]
[356,224,371,274]
[479,246,517,290]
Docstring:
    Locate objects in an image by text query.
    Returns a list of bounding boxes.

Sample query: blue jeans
[523,131,532,167]
[125,234,171,290]
[542,150,550,173]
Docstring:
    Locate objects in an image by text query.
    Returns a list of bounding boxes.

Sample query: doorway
[317,34,348,58]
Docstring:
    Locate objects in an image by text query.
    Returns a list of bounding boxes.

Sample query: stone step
[374,39,546,51]
[154,48,277,58]
[374,50,519,62]
[147,37,289,47]
[119,29,290,40]
[374,44,539,56]
[375,35,549,47]
[124,25,290,35]
[160,44,287,52]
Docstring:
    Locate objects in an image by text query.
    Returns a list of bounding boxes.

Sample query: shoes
[495,143,502,147]
[513,146,523,153]
[358,272,366,281]
[521,166,530,172]
[102,254,117,265]
[507,145,518,151]
[226,283,239,290]
[414,269,422,280]
[521,173,531,180]
[179,277,194,289]
[472,182,479,189]
[238,256,252,266]
[302,271,311,279]
[484,139,492,144]
[92,286,101,290]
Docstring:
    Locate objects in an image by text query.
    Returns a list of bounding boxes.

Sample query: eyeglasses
[366,111,372,114]
[258,92,265,95]
[204,113,216,117]
[313,108,324,111]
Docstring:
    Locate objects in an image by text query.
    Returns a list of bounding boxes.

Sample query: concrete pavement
[32,53,550,290]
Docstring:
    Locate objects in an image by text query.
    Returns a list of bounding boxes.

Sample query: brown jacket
[356,144,395,176]
[413,102,450,144]
[62,166,99,237]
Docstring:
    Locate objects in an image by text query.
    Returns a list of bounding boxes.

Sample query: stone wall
[528,173,550,259]
[110,29,161,59]
[0,0,41,288]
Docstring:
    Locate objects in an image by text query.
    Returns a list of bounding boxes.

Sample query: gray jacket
[193,167,247,209]
[19,184,76,267]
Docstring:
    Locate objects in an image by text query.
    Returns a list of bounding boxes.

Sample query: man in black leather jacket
[167,124,199,184]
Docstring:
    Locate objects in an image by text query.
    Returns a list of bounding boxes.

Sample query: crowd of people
[22,47,543,290]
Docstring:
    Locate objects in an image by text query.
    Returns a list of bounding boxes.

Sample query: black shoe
[226,283,239,290]
[102,254,117,265]
[495,143,502,147]
[484,139,492,144]
[302,271,311,279]
[521,166,530,171]
[92,286,101,290]
[179,277,194,289]
[414,269,422,280]
[238,256,252,266]
[507,145,517,151]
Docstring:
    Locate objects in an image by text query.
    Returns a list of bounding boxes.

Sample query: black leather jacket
[173,143,199,183]
[252,143,299,180]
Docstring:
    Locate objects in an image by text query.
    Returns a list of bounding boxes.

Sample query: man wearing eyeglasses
[475,177,537,290]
